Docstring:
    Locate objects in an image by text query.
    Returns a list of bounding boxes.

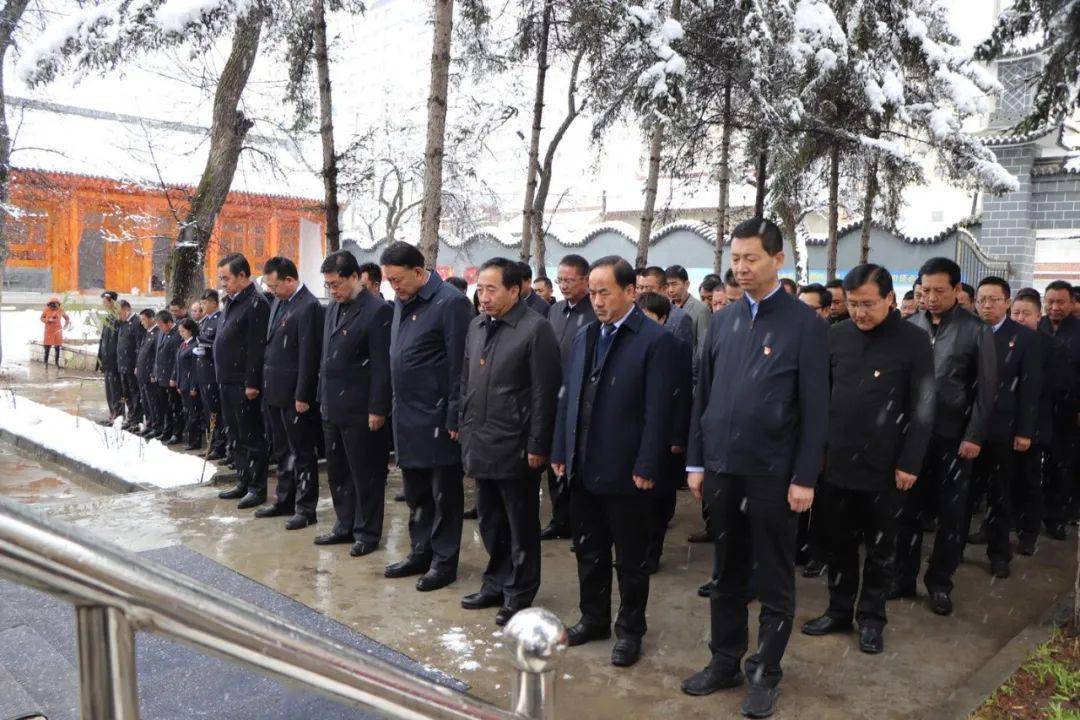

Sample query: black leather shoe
[463,506,478,520]
[1017,535,1038,556]
[461,591,503,610]
[566,622,611,647]
[801,614,853,636]
[681,663,744,696]
[314,532,353,546]
[859,626,884,654]
[741,684,779,718]
[539,524,571,541]
[1046,523,1068,541]
[384,557,430,579]
[929,591,953,616]
[144,430,161,440]
[611,638,641,667]
[206,449,227,461]
[698,579,717,598]
[237,492,266,510]
[416,570,456,592]
[218,484,246,500]
[887,582,917,600]
[350,541,378,557]
[254,504,290,519]
[990,560,1010,579]
[801,559,827,578]
[687,529,710,543]
[184,443,203,451]
[967,528,987,544]
[165,435,184,446]
[393,492,406,502]
[285,514,316,530]
[495,605,526,627]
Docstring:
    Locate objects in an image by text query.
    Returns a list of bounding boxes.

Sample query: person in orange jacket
[39,298,72,368]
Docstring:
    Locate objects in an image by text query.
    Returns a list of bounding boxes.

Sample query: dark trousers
[646,450,682,571]
[200,382,227,453]
[546,470,571,531]
[1012,446,1044,541]
[266,403,320,519]
[43,345,61,366]
[896,435,972,594]
[477,472,542,608]
[1044,428,1077,527]
[219,383,269,494]
[704,472,796,687]
[324,421,390,544]
[141,382,161,432]
[820,481,900,629]
[970,439,1016,564]
[158,386,183,438]
[402,464,464,575]
[119,371,142,424]
[180,390,204,447]
[103,369,123,416]
[571,483,653,639]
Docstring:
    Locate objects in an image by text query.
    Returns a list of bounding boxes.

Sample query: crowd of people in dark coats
[90,217,1080,719]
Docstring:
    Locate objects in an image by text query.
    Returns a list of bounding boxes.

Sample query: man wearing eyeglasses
[801,264,934,655]
[964,277,1041,580]
[894,257,996,617]
[542,254,596,541]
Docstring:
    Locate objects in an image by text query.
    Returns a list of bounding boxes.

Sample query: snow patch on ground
[2,309,102,365]
[0,393,216,488]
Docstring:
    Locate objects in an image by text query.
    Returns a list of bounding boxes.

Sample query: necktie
[484,317,500,344]
[270,300,285,333]
[594,323,616,370]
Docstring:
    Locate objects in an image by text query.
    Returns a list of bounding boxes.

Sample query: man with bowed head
[894,257,996,616]
[381,241,473,592]
[551,256,676,669]
[458,258,562,626]
[681,217,828,719]
[801,264,935,656]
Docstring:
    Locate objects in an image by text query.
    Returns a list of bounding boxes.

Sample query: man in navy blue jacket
[382,241,473,592]
[681,218,828,719]
[550,256,675,669]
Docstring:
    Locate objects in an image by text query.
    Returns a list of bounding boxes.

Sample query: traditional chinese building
[4,97,325,295]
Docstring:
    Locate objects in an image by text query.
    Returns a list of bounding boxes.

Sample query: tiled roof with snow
[8,96,323,201]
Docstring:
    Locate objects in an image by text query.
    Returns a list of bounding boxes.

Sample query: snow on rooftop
[8,97,323,200]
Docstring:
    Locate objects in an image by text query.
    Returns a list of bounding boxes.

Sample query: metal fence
[954,227,1011,285]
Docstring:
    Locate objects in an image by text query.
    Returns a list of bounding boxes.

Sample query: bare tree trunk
[825,143,841,281]
[520,0,551,265]
[313,0,340,253]
[636,0,679,268]
[776,200,806,283]
[754,144,768,216]
[167,8,263,305]
[859,160,877,264]
[714,80,732,273]
[0,0,30,368]
[532,49,584,280]
[419,0,454,267]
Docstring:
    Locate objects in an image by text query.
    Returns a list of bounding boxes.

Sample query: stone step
[0,625,77,720]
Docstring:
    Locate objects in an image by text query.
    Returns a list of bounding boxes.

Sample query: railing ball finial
[504,607,567,675]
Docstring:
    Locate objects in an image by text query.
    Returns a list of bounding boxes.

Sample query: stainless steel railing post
[76,605,140,720]
[503,608,567,720]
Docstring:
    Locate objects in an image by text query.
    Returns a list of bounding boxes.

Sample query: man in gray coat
[666,264,710,357]
[458,258,562,626]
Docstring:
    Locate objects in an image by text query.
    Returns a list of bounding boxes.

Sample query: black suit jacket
[213,282,270,388]
[524,290,551,318]
[551,306,676,494]
[985,317,1042,444]
[319,290,393,425]
[176,338,200,393]
[98,312,120,371]
[549,297,596,368]
[153,326,181,388]
[116,315,143,373]
[135,326,157,385]
[195,310,221,386]
[263,285,324,409]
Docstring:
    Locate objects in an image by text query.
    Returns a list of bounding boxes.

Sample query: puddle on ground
[0,441,111,504]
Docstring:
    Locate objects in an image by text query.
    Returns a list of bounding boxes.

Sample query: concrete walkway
[2,362,1076,719]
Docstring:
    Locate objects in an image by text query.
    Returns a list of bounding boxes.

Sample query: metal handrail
[954,227,1012,278]
[0,496,566,720]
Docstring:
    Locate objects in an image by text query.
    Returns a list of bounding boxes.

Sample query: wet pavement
[2,362,1076,719]
[0,442,110,505]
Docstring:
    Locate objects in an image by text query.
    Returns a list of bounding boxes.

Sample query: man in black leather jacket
[894,257,997,617]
